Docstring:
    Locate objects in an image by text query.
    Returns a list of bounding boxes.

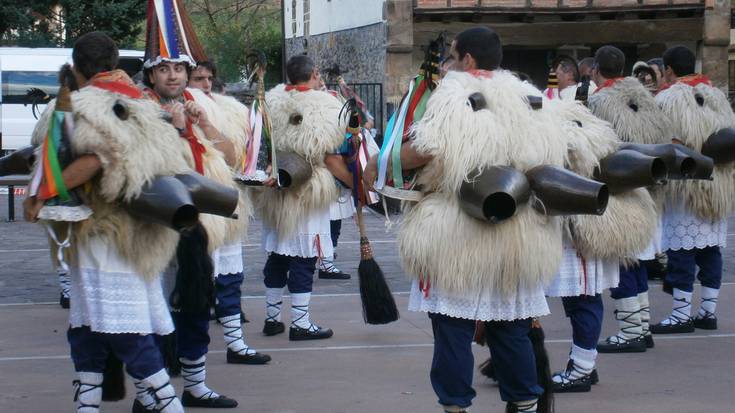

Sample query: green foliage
[186,0,283,84]
[0,0,145,48]
[59,0,146,48]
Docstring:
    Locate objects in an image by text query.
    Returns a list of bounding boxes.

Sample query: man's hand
[263,164,278,187]
[363,156,379,192]
[23,196,44,222]
[184,100,207,127]
[164,102,186,130]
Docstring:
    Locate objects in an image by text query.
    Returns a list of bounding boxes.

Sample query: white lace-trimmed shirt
[69,234,174,335]
[408,279,550,322]
[262,207,334,259]
[545,234,620,298]
[663,201,728,251]
[213,241,244,277]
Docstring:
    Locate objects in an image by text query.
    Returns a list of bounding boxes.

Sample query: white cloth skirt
[263,207,334,259]
[329,186,356,221]
[213,241,244,277]
[545,237,619,297]
[408,279,549,322]
[663,202,728,251]
[69,235,174,335]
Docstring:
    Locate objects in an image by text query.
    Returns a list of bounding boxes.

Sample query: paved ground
[1,195,734,412]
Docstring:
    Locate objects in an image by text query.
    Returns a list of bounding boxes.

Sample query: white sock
[605,296,642,343]
[218,314,256,355]
[698,286,719,319]
[74,372,102,413]
[290,292,317,331]
[58,267,70,298]
[660,288,692,325]
[133,378,157,410]
[569,344,596,375]
[265,287,283,322]
[638,292,651,336]
[320,256,342,273]
[553,345,595,384]
[143,368,183,413]
[513,399,538,413]
[180,356,219,400]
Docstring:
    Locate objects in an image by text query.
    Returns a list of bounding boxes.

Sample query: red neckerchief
[89,70,143,99]
[467,69,493,79]
[144,88,207,174]
[284,84,312,92]
[593,77,624,94]
[182,89,207,175]
[658,74,712,92]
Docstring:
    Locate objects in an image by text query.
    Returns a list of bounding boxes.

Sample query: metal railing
[326,82,384,136]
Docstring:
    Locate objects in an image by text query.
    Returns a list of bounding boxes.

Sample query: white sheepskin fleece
[588,77,670,145]
[186,88,250,249]
[208,92,250,166]
[545,99,656,259]
[656,83,735,221]
[252,85,345,238]
[401,70,569,296]
[399,193,561,296]
[265,84,345,161]
[411,71,568,193]
[68,86,195,279]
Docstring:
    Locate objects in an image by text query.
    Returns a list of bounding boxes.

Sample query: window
[729,60,735,102]
[292,0,297,35]
[303,0,310,37]
[1,71,58,105]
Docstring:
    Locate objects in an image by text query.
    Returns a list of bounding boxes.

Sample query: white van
[0,48,143,152]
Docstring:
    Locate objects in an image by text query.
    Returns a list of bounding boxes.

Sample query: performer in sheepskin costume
[368,27,582,413]
[185,59,272,365]
[543,98,657,392]
[651,46,735,333]
[257,54,351,341]
[587,45,670,353]
[141,0,260,408]
[24,32,188,413]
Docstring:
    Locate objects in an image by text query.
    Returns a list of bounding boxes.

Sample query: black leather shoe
[553,368,598,384]
[644,334,655,348]
[318,269,351,280]
[240,310,249,323]
[552,359,593,393]
[262,320,285,336]
[694,316,717,330]
[181,391,238,408]
[552,374,592,393]
[289,325,334,341]
[226,349,271,365]
[132,399,158,413]
[59,293,70,309]
[650,319,695,334]
[597,336,647,353]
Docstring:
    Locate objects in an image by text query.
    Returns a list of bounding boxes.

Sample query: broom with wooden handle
[356,204,399,324]
[341,98,399,324]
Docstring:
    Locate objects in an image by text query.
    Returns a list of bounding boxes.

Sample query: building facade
[284,0,731,123]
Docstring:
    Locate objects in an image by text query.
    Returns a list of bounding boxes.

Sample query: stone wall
[285,22,386,85]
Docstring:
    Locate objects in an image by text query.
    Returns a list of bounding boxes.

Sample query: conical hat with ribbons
[144,0,208,68]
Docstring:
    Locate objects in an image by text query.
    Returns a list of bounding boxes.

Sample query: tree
[0,0,146,48]
[185,0,283,83]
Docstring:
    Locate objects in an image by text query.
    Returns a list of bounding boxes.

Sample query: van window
[1,71,57,105]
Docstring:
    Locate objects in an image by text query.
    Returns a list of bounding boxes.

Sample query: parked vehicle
[0,47,143,153]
